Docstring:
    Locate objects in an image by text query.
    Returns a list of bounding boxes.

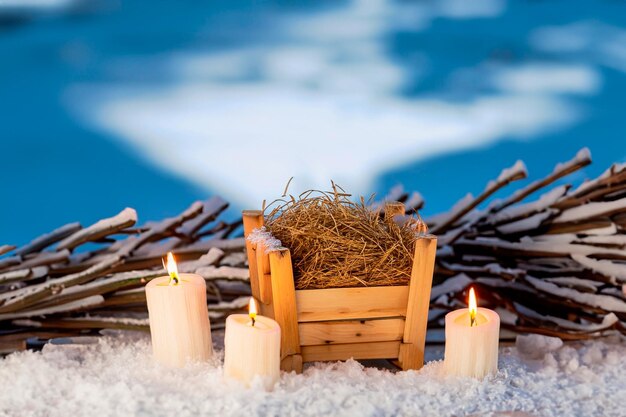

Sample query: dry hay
[264,185,425,289]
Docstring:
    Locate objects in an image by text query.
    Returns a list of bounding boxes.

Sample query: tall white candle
[224,298,281,390]
[145,252,213,367]
[444,288,500,379]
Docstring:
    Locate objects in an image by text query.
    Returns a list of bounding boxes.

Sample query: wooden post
[242,210,264,301]
[255,241,273,306]
[268,247,303,373]
[398,235,437,370]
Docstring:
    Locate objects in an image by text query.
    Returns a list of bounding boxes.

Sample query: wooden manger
[242,203,437,373]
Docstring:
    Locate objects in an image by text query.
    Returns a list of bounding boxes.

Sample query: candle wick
[251,316,256,327]
[470,310,477,327]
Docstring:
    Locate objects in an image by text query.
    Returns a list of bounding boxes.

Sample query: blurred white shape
[530,23,592,53]
[0,0,74,11]
[69,0,582,206]
[177,50,255,81]
[531,21,626,73]
[492,64,601,95]
[1,0,69,5]
[80,84,577,207]
[438,0,505,19]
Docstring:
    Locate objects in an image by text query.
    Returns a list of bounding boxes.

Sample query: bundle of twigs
[0,197,250,353]
[264,187,422,289]
[1,147,625,354]
[422,148,626,340]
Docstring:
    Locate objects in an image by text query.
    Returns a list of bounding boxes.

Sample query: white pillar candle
[145,252,213,367]
[444,288,500,379]
[224,298,281,390]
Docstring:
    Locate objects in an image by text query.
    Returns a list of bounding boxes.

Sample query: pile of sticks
[0,197,249,353]
[1,148,624,353]
[423,148,626,340]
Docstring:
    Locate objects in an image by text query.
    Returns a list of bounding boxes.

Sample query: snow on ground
[1,331,625,417]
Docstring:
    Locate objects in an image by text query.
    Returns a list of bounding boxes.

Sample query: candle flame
[249,297,257,326]
[165,252,180,286]
[469,287,477,327]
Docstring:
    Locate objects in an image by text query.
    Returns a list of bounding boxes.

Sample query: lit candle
[444,287,500,378]
[224,298,281,390]
[145,252,213,367]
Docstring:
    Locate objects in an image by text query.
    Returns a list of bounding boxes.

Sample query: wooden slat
[296,286,408,322]
[256,242,273,305]
[299,318,405,346]
[281,354,303,372]
[269,248,302,369]
[242,210,263,301]
[301,341,401,362]
[398,235,437,370]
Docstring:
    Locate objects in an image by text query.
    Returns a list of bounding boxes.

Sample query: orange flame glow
[165,252,180,286]
[469,287,477,327]
[249,297,258,326]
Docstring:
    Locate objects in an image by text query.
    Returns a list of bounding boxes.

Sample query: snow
[490,185,567,224]
[571,255,626,284]
[554,197,626,223]
[195,266,249,282]
[499,160,528,183]
[579,223,618,236]
[440,263,525,279]
[0,295,104,321]
[544,277,602,292]
[514,303,619,332]
[210,297,249,312]
[578,235,626,246]
[486,160,527,193]
[427,193,474,228]
[458,237,626,258]
[2,331,626,417]
[516,334,563,359]
[525,275,626,313]
[430,273,472,301]
[496,210,554,234]
[570,162,626,198]
[56,207,137,250]
[490,148,589,212]
[246,227,282,253]
[570,147,592,167]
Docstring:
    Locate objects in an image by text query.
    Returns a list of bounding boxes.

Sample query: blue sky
[1,0,624,244]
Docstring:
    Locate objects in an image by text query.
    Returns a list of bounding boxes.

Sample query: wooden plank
[301,341,401,362]
[269,248,302,371]
[296,286,409,322]
[398,235,437,370]
[299,318,405,346]
[256,244,273,305]
[281,354,303,373]
[242,210,263,301]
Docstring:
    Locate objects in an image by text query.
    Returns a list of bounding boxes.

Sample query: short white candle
[224,298,281,390]
[444,288,500,379]
[145,252,213,367]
